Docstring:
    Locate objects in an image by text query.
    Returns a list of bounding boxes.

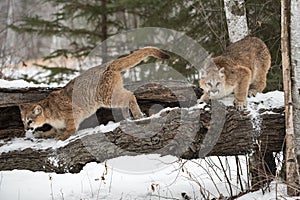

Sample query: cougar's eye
[216,82,221,87]
[206,82,212,87]
[27,120,33,126]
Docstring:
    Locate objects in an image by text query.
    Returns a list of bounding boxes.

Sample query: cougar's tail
[107,47,170,72]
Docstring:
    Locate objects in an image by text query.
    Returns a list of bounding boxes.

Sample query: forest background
[0,0,282,91]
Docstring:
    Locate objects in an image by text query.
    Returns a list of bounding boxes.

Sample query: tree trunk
[281,0,300,196]
[0,81,285,174]
[223,0,274,190]
[223,0,249,43]
[101,0,108,63]
[290,0,300,195]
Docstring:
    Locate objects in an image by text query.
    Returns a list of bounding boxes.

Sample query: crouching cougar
[198,37,271,110]
[19,47,170,140]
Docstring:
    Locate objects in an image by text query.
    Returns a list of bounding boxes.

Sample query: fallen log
[0,80,201,138]
[0,81,285,174]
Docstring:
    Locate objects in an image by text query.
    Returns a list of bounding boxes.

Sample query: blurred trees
[141,0,282,90]
[6,0,282,90]
[10,0,142,58]
[0,0,51,76]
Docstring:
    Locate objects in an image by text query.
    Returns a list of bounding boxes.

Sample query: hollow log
[0,81,285,174]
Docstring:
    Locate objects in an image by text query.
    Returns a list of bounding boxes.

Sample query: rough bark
[0,81,285,174]
[223,0,249,43]
[281,0,300,195]
[290,0,300,194]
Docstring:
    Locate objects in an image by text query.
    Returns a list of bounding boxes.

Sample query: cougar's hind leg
[107,70,143,119]
[249,79,266,97]
[128,92,143,119]
[120,107,131,120]
[248,58,270,97]
[111,88,143,119]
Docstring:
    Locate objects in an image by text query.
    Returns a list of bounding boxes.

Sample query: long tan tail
[107,47,170,72]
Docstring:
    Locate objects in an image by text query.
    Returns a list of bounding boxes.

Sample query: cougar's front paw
[234,99,246,110]
[34,131,54,139]
[198,93,210,104]
[248,89,258,97]
[197,99,205,104]
[131,111,144,120]
[55,134,68,141]
[34,132,44,138]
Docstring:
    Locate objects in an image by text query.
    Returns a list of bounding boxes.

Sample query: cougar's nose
[210,90,219,95]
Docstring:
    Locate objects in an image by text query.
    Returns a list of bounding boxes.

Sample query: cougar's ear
[19,104,24,110]
[219,67,225,78]
[19,104,28,112]
[33,105,42,115]
[199,68,207,79]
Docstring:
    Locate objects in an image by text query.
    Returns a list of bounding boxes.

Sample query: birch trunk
[223,0,249,43]
[281,0,300,196]
[223,0,275,190]
[290,0,300,195]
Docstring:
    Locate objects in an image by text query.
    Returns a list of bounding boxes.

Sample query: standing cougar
[198,37,271,110]
[19,47,170,140]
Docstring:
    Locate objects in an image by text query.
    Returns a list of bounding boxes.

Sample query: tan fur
[19,47,170,140]
[199,37,271,110]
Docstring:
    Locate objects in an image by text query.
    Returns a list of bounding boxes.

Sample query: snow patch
[48,157,60,168]
[132,107,178,122]
[261,111,279,115]
[247,100,262,136]
[193,102,208,109]
[0,137,65,153]
[218,91,284,109]
[246,91,284,137]
[247,91,284,109]
[0,121,120,153]
[0,79,54,88]
[237,182,295,200]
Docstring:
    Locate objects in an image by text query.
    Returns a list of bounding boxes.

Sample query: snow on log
[0,81,285,173]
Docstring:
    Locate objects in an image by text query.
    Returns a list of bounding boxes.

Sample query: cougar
[19,47,170,140]
[198,37,271,110]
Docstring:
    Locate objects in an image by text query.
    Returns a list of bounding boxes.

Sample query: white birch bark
[290,0,300,188]
[281,0,300,195]
[223,0,249,43]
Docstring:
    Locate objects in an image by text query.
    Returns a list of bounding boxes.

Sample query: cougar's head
[199,67,226,99]
[19,103,46,131]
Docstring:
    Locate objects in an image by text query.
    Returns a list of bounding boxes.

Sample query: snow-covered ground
[0,69,297,200]
[0,155,296,200]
